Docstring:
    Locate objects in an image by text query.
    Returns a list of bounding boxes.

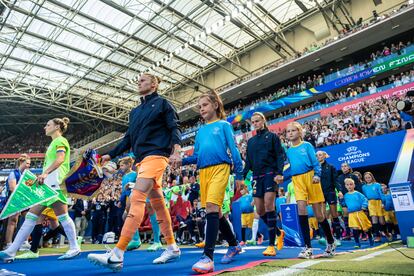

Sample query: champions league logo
[338,145,370,165]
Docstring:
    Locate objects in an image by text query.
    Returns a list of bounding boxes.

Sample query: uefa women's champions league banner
[320,130,407,170]
[226,51,414,125]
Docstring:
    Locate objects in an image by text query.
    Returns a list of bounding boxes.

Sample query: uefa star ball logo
[346,146,358,153]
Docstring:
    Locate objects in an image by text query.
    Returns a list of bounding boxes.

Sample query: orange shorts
[136,155,168,189]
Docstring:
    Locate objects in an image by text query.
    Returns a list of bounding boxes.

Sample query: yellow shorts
[136,155,168,189]
[292,170,325,204]
[349,211,372,231]
[368,199,384,216]
[384,210,397,224]
[199,164,230,208]
[41,208,58,221]
[241,213,254,228]
[308,217,319,230]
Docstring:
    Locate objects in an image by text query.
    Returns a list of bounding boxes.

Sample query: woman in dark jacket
[242,112,285,256]
[316,151,343,243]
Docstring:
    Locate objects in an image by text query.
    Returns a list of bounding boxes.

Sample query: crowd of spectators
[279,96,411,149]
[180,37,413,135]
[178,2,413,114]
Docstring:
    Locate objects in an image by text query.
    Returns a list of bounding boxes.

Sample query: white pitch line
[261,260,335,276]
[352,248,399,261]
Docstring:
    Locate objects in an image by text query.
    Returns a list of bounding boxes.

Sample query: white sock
[252,219,259,241]
[6,212,38,255]
[167,243,179,251]
[113,247,124,260]
[58,214,79,251]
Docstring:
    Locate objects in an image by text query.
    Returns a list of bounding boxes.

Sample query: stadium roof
[0,0,331,125]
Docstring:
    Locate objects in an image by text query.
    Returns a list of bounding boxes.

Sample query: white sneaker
[57,248,81,260]
[323,242,336,258]
[298,247,313,259]
[88,249,123,272]
[153,248,181,264]
[18,241,31,252]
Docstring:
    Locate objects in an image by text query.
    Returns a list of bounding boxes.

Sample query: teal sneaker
[126,240,141,251]
[220,244,242,264]
[15,251,39,259]
[147,242,163,252]
[335,240,342,247]
[318,237,327,245]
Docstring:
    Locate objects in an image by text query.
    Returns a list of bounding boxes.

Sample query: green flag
[0,170,58,220]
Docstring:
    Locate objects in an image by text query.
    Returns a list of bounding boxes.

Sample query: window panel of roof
[196,36,232,58]
[152,10,182,33]
[35,56,78,75]
[170,0,201,17]
[67,14,121,44]
[107,52,134,66]
[18,33,50,51]
[26,18,58,41]
[96,62,125,76]
[215,24,254,48]
[55,29,111,58]
[28,67,69,81]
[188,5,220,26]
[261,1,307,23]
[77,80,100,90]
[39,2,71,25]
[80,0,133,30]
[174,63,199,76]
[46,44,100,68]
[123,39,147,53]
[15,0,36,12]
[223,29,255,48]
[2,60,28,72]
[137,25,165,45]
[7,7,33,27]
[86,72,109,83]
[9,47,38,63]
[0,27,18,46]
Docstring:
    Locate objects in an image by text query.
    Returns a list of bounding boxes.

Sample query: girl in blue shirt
[340,178,374,248]
[179,90,243,274]
[285,122,336,259]
[362,172,391,242]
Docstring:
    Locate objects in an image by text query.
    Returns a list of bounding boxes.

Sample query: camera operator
[397,91,414,129]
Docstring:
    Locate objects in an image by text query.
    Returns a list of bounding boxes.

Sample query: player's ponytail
[52,117,70,133]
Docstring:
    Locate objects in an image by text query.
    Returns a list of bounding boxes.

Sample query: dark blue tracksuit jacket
[242,129,285,178]
[108,92,181,162]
